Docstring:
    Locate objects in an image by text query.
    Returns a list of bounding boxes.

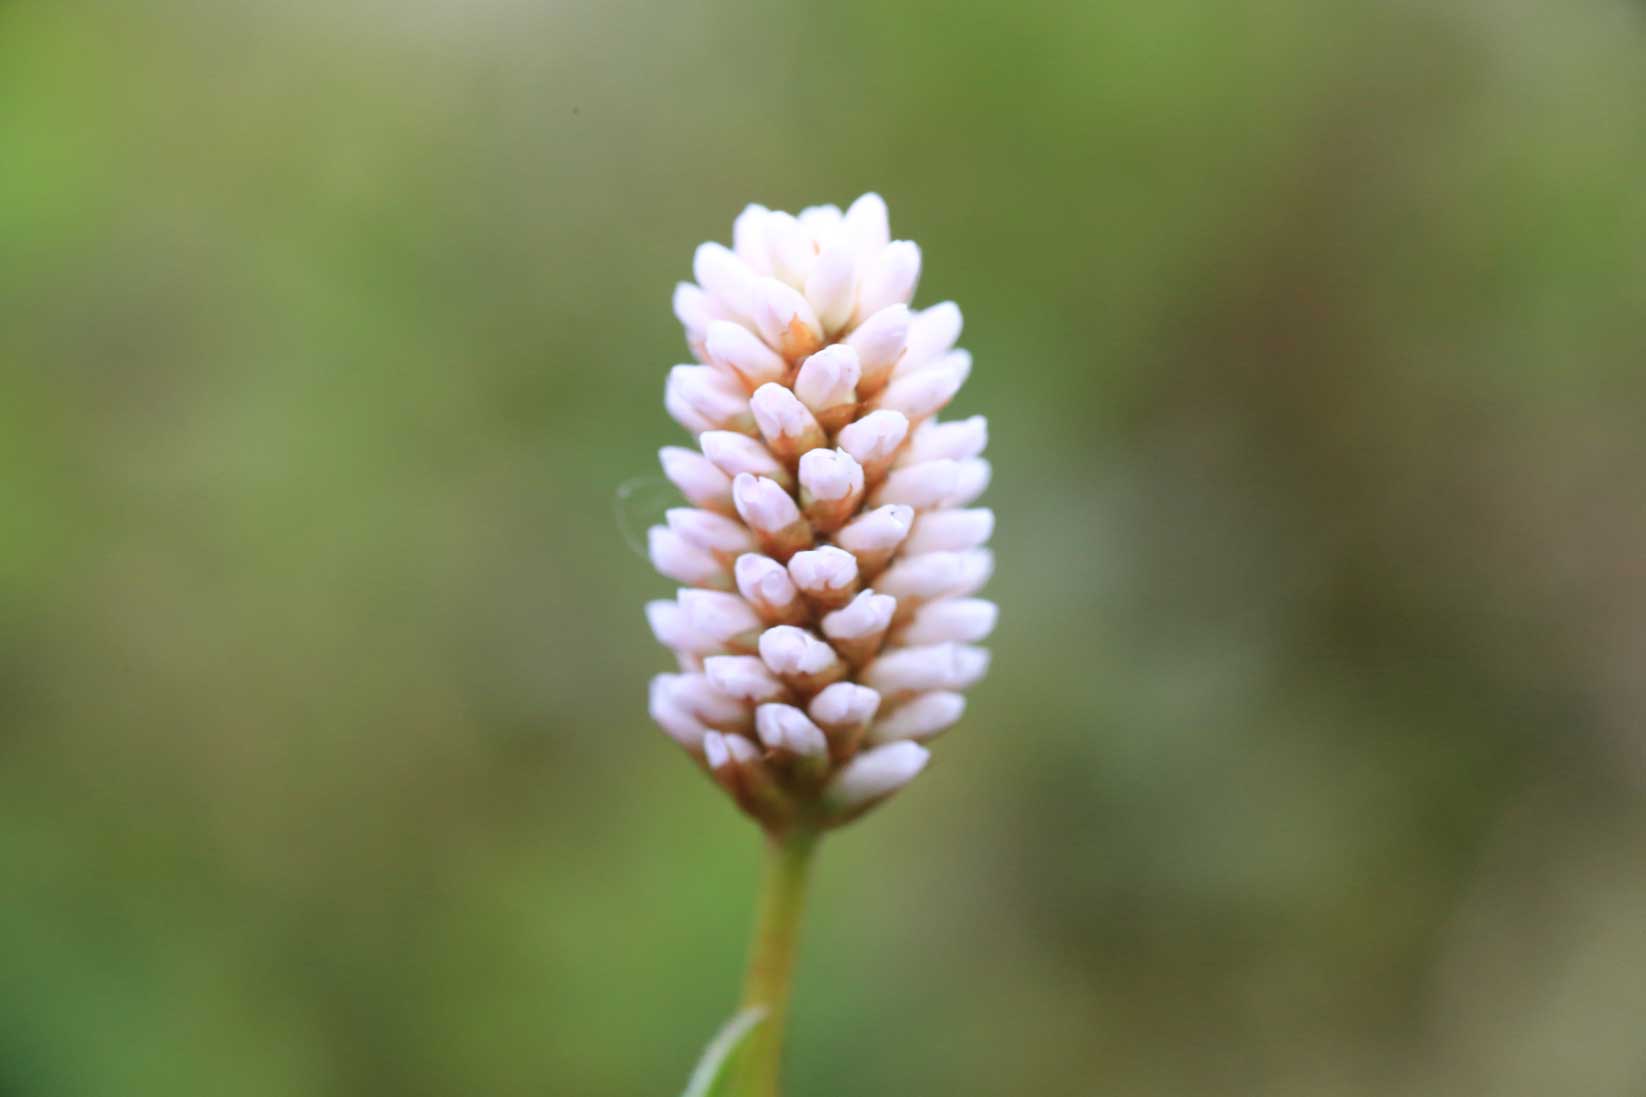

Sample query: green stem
[736,825,820,1097]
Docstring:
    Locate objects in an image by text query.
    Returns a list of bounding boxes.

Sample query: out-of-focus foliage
[2,0,1644,1094]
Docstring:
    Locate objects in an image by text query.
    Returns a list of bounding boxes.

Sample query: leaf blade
[679,1006,768,1097]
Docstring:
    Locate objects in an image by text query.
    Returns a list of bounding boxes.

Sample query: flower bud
[843,192,890,256]
[667,365,753,435]
[797,448,865,532]
[805,240,858,335]
[650,674,708,752]
[762,210,816,288]
[706,319,787,389]
[663,672,752,732]
[870,459,960,510]
[874,355,966,421]
[665,507,758,558]
[648,526,731,589]
[659,446,734,514]
[855,240,922,322]
[893,598,998,646]
[904,415,988,464]
[750,383,826,461]
[947,458,991,508]
[845,304,910,394]
[701,430,789,484]
[787,545,861,611]
[693,242,757,321]
[899,302,963,374]
[758,625,847,690]
[834,504,913,577]
[732,204,774,274]
[678,589,764,652]
[751,277,824,360]
[901,508,994,555]
[869,691,966,743]
[704,730,790,827]
[673,281,724,358]
[732,474,813,560]
[861,642,990,696]
[823,741,929,823]
[704,655,789,704]
[874,548,993,604]
[822,589,897,666]
[646,600,719,656]
[793,344,861,430]
[756,703,830,759]
[808,682,881,756]
[735,553,809,625]
[836,408,910,485]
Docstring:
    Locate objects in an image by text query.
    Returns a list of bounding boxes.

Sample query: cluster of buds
[646,194,994,830]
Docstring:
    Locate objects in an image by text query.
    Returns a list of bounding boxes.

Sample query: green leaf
[679,1006,767,1097]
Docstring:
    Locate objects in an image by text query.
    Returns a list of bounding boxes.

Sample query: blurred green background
[4,1,1645,1094]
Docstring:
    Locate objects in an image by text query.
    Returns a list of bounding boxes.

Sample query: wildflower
[647,194,993,831]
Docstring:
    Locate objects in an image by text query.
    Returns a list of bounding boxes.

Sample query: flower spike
[647,195,994,829]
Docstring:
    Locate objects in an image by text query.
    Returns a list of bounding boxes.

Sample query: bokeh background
[4,0,1646,1094]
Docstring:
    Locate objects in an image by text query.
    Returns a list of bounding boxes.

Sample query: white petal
[875,358,964,420]
[822,590,897,641]
[872,459,959,510]
[704,655,787,702]
[845,304,910,381]
[673,281,724,336]
[679,589,763,642]
[901,302,963,372]
[650,675,708,748]
[660,446,734,511]
[666,507,757,556]
[787,546,859,597]
[667,365,749,431]
[705,320,787,387]
[843,192,891,258]
[763,210,816,287]
[797,203,843,237]
[664,384,713,435]
[666,673,749,727]
[793,345,861,413]
[904,415,988,464]
[751,384,823,449]
[896,598,997,645]
[646,600,718,655]
[732,204,774,274]
[901,508,994,554]
[648,526,727,587]
[857,240,922,318]
[701,431,785,480]
[758,625,841,677]
[826,741,929,812]
[735,553,802,613]
[872,691,966,742]
[861,642,990,694]
[836,409,909,467]
[808,682,881,728]
[693,243,757,319]
[797,448,864,503]
[835,504,914,557]
[805,240,858,333]
[732,474,803,535]
[947,457,991,507]
[751,277,824,350]
[702,729,731,769]
[755,703,829,757]
[875,549,993,602]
